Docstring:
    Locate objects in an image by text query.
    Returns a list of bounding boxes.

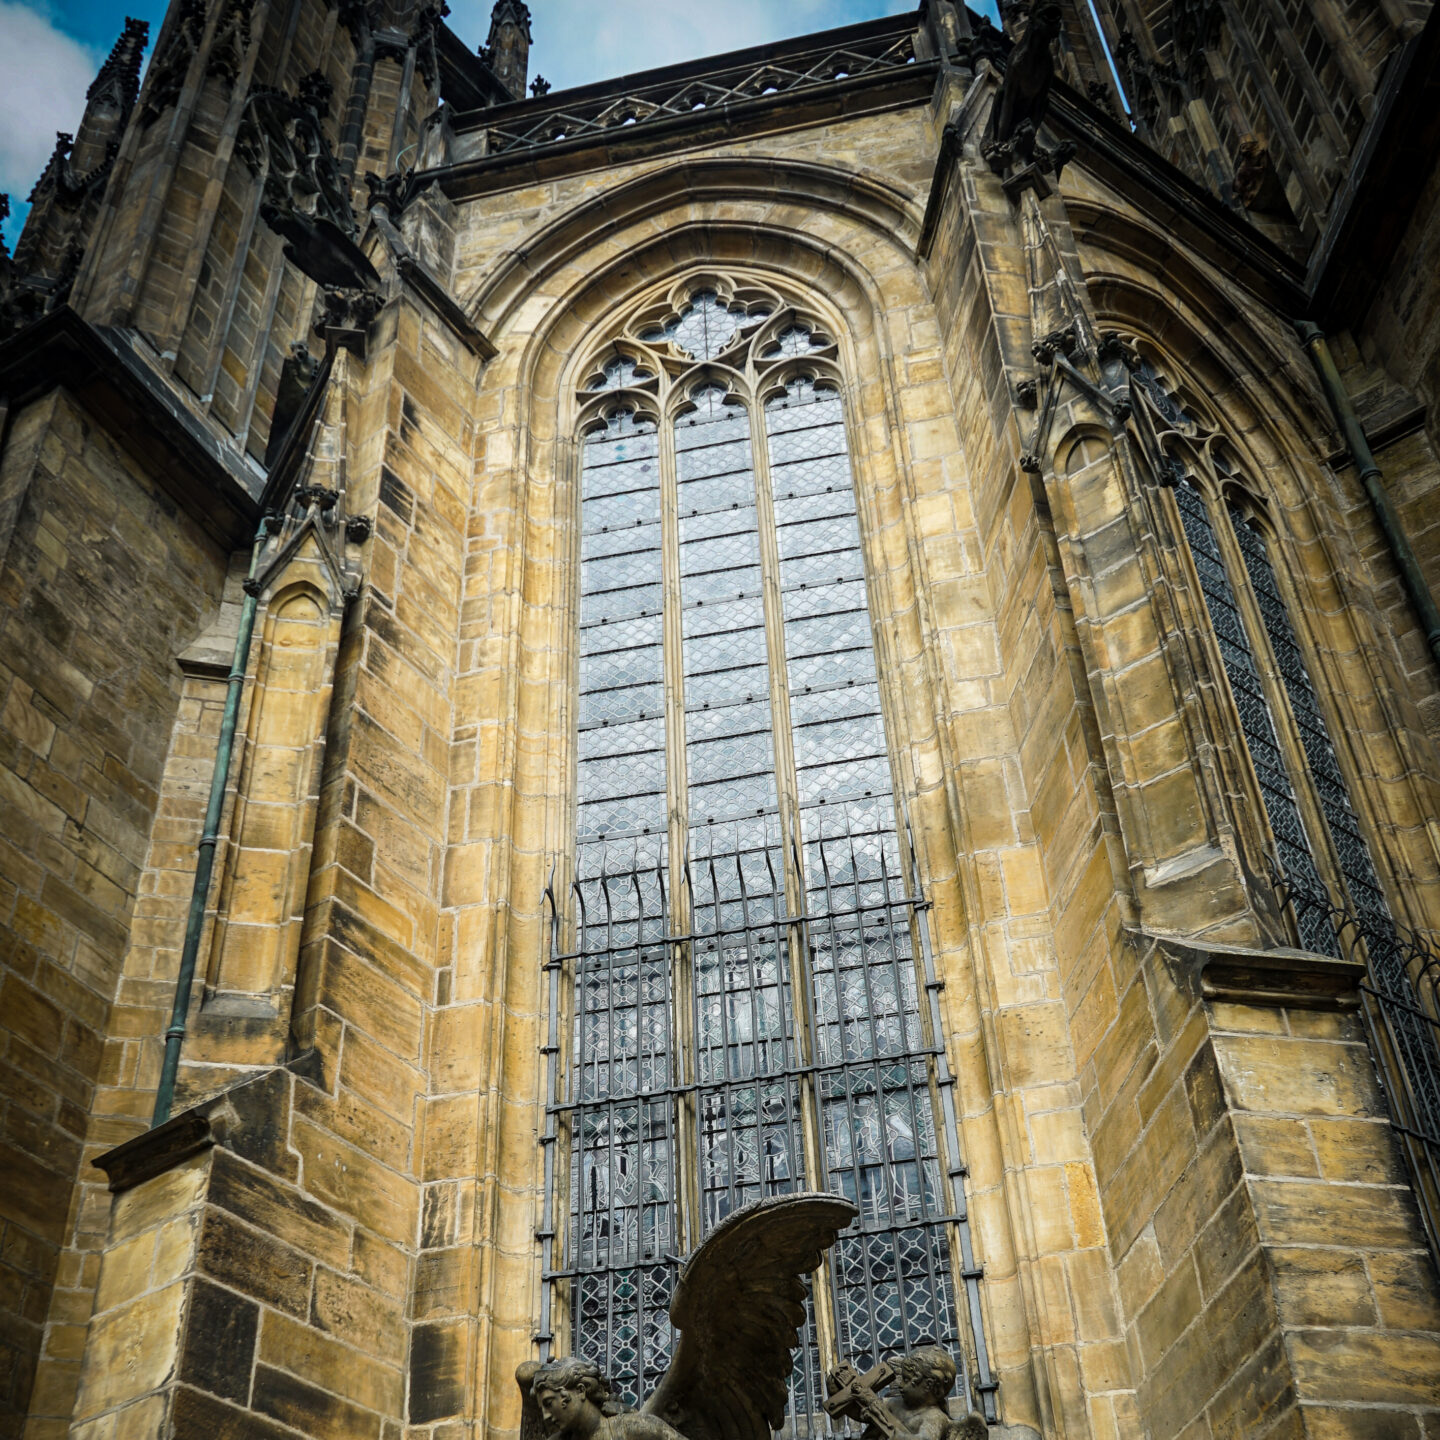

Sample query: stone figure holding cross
[825,1349,986,1440]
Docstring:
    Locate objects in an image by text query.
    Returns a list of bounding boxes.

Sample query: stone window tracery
[544,276,996,1427]
[1128,355,1440,1255]
[1130,356,1378,937]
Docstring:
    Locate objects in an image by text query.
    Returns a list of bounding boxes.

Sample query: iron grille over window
[539,279,996,1430]
[1136,361,1440,1266]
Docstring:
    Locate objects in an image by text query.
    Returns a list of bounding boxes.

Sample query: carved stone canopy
[239,85,383,295]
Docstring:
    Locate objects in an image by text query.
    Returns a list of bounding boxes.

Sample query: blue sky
[2,0,998,248]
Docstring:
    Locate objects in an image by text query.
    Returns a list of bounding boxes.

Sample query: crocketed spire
[87,16,149,110]
[485,0,531,98]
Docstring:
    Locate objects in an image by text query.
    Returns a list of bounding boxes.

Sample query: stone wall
[73,1069,408,1440]
[921,112,1140,1434]
[0,389,227,1440]
[1107,937,1440,1436]
[3,13,1440,1440]
[1355,141,1440,737]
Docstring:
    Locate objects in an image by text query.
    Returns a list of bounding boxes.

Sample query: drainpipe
[1297,321,1440,674]
[337,22,377,185]
[151,516,270,1127]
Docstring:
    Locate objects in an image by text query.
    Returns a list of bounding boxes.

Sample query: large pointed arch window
[540,279,996,1428]
[1128,355,1440,1261]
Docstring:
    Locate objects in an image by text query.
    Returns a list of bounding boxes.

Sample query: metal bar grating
[543,338,996,1425]
[1167,399,1440,1273]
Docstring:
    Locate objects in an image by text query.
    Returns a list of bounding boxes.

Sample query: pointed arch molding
[462,155,926,335]
[1066,200,1328,452]
[455,163,1032,1433]
[1058,281,1440,943]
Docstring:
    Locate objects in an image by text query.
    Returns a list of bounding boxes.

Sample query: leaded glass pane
[690,828,807,1230]
[569,412,678,1402]
[559,350,989,1429]
[648,290,762,361]
[1174,479,1339,956]
[1229,512,1440,1126]
[677,393,806,1262]
[761,323,828,359]
[677,400,773,802]
[767,377,966,1391]
[590,355,655,391]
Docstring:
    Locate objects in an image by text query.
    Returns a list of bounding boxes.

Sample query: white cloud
[0,2,99,245]
[451,0,916,93]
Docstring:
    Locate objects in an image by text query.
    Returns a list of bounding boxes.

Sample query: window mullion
[1211,494,1350,921]
[748,390,840,1371]
[658,405,701,1258]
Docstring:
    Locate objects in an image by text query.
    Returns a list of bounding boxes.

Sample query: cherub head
[530,1357,618,1439]
[892,1346,957,1409]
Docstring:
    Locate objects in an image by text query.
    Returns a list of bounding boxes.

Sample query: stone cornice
[1142,931,1367,1010]
[95,1108,218,1193]
[0,307,262,547]
[431,14,938,200]
[436,73,940,202]
[96,1065,311,1193]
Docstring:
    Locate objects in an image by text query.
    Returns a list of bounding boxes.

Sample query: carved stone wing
[945,1416,988,1440]
[516,1360,548,1440]
[642,1193,859,1440]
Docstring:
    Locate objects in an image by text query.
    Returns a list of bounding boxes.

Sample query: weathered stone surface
[178,1280,258,1405]
[3,4,1440,1440]
[196,1210,312,1319]
[207,1150,351,1271]
[72,1283,186,1422]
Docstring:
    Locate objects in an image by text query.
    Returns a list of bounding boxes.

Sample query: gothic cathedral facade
[1,0,1439,1436]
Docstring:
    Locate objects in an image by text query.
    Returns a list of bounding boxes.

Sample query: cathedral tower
[2,17,148,322]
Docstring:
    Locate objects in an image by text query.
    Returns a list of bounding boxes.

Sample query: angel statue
[517,1193,987,1440]
[825,1347,987,1440]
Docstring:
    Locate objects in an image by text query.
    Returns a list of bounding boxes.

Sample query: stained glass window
[1228,512,1440,1137]
[1174,478,1338,955]
[766,379,959,1369]
[642,289,762,361]
[1154,366,1440,1255]
[549,284,995,1427]
[1159,378,1389,954]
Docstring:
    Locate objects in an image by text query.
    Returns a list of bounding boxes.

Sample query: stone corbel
[1144,931,1367,1011]
[95,1105,222,1193]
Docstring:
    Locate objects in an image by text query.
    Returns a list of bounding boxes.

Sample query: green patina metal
[150,519,269,1128]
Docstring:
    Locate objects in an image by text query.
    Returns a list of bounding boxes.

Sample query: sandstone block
[72,1282,185,1422]
[197,1209,312,1318]
[178,1279,258,1405]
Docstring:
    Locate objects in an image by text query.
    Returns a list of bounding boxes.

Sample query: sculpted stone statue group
[517,1195,987,1440]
